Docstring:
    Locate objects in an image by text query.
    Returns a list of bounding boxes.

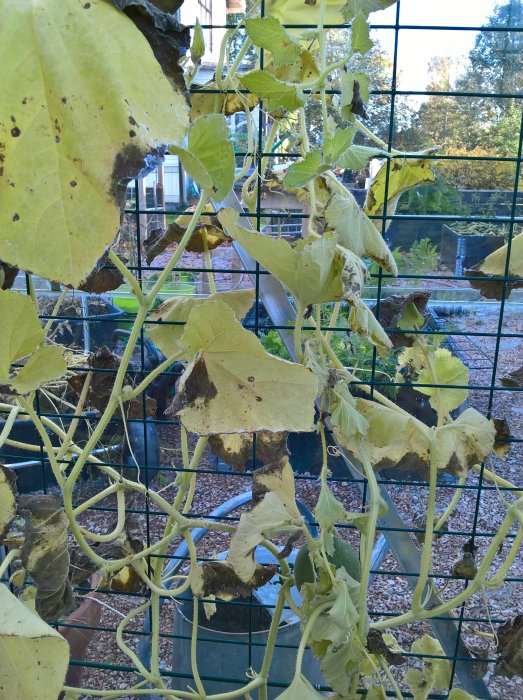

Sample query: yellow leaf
[0,0,188,286]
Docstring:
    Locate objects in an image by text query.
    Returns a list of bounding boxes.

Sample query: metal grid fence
[1,2,522,699]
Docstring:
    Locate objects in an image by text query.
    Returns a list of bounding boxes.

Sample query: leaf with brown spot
[495,615,523,679]
[0,261,18,290]
[171,300,318,435]
[0,464,17,543]
[19,494,76,622]
[190,82,259,120]
[191,561,277,600]
[492,417,512,458]
[110,1,189,91]
[77,251,125,293]
[208,431,288,472]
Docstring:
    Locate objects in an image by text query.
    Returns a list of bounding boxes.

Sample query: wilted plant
[0,2,522,700]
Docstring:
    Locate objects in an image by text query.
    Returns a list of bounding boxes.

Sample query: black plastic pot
[440,225,504,275]
[1,412,97,493]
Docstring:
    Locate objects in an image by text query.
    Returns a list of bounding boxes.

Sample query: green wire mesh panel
[1,1,522,699]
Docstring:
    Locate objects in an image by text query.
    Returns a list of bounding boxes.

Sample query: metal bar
[214,190,492,700]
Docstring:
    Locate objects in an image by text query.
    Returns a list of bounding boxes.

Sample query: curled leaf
[252,456,297,511]
[492,417,513,458]
[191,560,277,600]
[465,233,523,300]
[19,494,76,622]
[375,292,430,347]
[451,552,478,580]
[366,629,406,665]
[495,614,523,678]
[414,348,469,415]
[144,218,228,262]
[208,431,288,473]
[190,82,259,120]
[77,252,124,293]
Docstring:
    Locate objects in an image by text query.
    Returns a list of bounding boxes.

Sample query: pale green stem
[294,303,305,363]
[0,549,19,579]
[109,250,145,304]
[191,596,207,697]
[435,476,465,532]
[258,582,290,700]
[235,103,254,182]
[355,438,381,633]
[411,438,439,612]
[127,350,185,401]
[55,370,93,464]
[43,288,68,333]
[373,501,521,630]
[27,274,38,309]
[293,602,332,681]
[79,489,126,544]
[0,405,19,450]
[203,234,217,294]
[324,302,340,343]
[215,30,233,90]
[115,601,165,689]
[473,464,522,497]
[354,118,400,155]
[317,0,330,139]
[378,654,405,700]
[224,38,253,89]
[18,397,64,486]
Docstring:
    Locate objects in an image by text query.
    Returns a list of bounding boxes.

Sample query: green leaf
[402,668,432,700]
[170,115,234,200]
[323,127,357,163]
[10,345,67,394]
[245,16,302,68]
[147,289,255,359]
[0,0,188,287]
[218,208,367,307]
[415,348,469,415]
[337,144,387,170]
[324,190,397,273]
[329,380,369,440]
[448,692,481,700]
[341,71,370,120]
[0,290,44,378]
[0,584,69,699]
[342,0,398,21]
[396,301,425,332]
[272,673,324,700]
[351,13,373,55]
[328,578,359,628]
[314,482,348,531]
[268,0,346,25]
[173,300,318,435]
[190,18,205,64]
[366,686,387,700]
[283,150,329,188]
[239,70,306,112]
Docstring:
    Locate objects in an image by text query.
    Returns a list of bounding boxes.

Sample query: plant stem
[109,251,145,304]
[294,303,305,363]
[0,548,19,579]
[293,601,332,681]
[0,405,19,450]
[191,596,207,697]
[43,288,68,333]
[203,234,217,294]
[435,476,465,532]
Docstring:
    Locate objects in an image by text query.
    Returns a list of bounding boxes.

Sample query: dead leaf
[495,614,523,678]
[374,291,431,347]
[143,219,228,263]
[191,560,277,599]
[19,494,76,622]
[366,629,406,666]
[208,431,288,472]
[77,252,124,293]
[500,365,523,388]
[0,464,17,542]
[0,261,18,290]
[492,417,513,458]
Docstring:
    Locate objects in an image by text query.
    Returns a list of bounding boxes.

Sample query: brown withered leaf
[500,366,523,388]
[366,629,407,666]
[0,464,17,542]
[68,546,97,587]
[191,560,277,599]
[190,82,259,120]
[493,417,513,458]
[0,261,18,290]
[350,80,368,119]
[110,1,189,92]
[109,565,146,593]
[143,219,228,263]
[19,494,76,622]
[96,513,144,561]
[374,291,431,348]
[208,431,288,472]
[68,347,156,419]
[465,268,523,300]
[495,614,523,679]
[77,252,124,293]
[451,552,478,580]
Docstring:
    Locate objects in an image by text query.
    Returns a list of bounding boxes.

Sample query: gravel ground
[51,306,523,699]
